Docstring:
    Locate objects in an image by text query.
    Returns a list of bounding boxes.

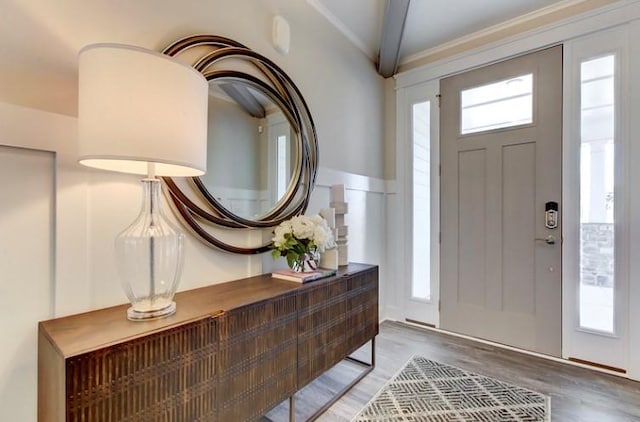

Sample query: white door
[399,81,440,326]
[563,27,629,372]
[440,46,563,356]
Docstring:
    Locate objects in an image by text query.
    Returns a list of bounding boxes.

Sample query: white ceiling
[309,0,568,64]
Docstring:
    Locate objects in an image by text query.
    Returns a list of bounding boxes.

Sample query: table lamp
[77,44,208,320]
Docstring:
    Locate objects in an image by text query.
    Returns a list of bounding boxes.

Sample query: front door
[440,46,563,356]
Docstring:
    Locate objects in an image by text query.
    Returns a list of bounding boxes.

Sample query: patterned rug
[353,356,550,421]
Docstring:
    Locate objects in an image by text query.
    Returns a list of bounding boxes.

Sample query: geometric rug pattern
[353,355,550,422]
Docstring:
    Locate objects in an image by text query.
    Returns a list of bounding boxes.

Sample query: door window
[460,73,533,134]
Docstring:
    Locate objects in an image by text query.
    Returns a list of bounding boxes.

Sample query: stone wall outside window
[580,223,614,287]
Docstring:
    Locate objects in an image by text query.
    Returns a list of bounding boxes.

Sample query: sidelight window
[579,54,615,333]
[412,101,431,300]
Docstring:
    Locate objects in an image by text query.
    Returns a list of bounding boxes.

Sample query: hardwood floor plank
[267,320,640,421]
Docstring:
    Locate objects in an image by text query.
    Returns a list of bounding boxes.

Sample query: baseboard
[382,306,404,322]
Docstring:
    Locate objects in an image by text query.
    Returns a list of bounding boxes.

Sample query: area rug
[353,356,550,421]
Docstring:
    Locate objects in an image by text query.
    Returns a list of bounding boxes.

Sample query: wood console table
[38,263,378,421]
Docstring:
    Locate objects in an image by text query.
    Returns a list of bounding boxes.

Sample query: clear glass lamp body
[115,179,184,320]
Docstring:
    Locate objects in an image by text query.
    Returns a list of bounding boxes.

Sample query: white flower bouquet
[271,215,336,271]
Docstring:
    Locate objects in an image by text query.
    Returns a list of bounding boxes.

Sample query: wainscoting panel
[304,168,388,315]
[0,145,55,422]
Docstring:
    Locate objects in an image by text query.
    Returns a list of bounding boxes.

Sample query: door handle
[535,235,556,245]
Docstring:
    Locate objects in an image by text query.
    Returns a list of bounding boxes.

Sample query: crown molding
[306,0,376,60]
[395,0,639,88]
[399,0,614,68]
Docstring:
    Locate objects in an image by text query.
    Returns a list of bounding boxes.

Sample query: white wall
[0,1,387,419]
[0,145,54,422]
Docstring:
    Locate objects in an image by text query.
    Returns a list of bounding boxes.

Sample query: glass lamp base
[127,301,176,321]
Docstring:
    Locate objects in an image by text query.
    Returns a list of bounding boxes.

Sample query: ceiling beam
[377,0,410,78]
[220,83,265,118]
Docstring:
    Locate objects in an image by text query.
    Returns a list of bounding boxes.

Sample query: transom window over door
[460,73,533,134]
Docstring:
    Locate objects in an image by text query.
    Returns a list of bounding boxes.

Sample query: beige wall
[0,0,386,180]
[0,1,387,419]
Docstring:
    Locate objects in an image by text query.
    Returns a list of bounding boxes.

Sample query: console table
[38,263,378,421]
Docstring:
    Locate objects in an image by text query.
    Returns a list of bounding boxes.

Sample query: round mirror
[162,35,318,254]
[202,79,300,220]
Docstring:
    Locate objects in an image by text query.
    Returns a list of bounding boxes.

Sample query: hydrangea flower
[271,214,336,269]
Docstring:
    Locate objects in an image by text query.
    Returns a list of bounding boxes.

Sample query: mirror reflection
[200,80,298,219]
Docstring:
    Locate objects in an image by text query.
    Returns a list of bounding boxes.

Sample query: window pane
[581,55,614,81]
[412,101,430,300]
[460,74,533,134]
[276,135,288,198]
[579,55,615,333]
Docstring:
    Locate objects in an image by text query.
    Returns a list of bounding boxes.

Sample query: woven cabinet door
[297,276,348,388]
[344,267,379,354]
[217,293,298,421]
[65,317,218,422]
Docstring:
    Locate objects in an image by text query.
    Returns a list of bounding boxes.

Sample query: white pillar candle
[330,184,345,203]
[320,208,336,228]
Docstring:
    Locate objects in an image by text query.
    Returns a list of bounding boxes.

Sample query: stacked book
[271,268,337,283]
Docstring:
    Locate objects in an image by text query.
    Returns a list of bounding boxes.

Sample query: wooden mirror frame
[162,35,318,254]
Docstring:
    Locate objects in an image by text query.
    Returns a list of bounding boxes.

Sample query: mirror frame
[162,35,318,254]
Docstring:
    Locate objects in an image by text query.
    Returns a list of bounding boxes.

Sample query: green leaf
[286,251,298,269]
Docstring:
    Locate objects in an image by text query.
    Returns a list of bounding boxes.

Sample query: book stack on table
[271,268,337,283]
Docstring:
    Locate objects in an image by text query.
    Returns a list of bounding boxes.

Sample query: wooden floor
[265,320,640,421]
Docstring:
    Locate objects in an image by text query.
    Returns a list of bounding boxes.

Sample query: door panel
[458,149,486,307]
[440,46,563,356]
[502,142,536,314]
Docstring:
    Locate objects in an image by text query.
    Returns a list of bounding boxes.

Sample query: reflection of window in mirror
[277,135,288,198]
[267,112,292,212]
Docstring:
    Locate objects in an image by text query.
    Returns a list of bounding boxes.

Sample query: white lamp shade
[78,44,208,177]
